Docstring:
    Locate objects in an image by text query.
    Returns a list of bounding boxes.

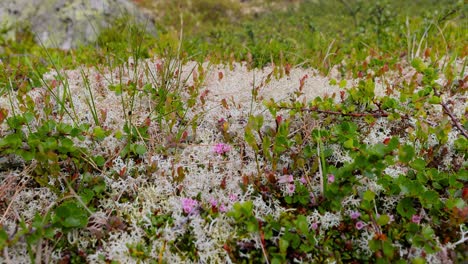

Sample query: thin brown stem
[278,106,389,118]
[433,88,468,138]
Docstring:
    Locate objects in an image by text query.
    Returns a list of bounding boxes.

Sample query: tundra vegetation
[0,0,467,263]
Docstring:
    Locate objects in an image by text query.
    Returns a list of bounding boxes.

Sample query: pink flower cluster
[181,198,199,214]
[277,174,294,184]
[213,143,231,155]
[311,222,319,230]
[209,198,228,213]
[349,210,361,220]
[411,214,421,224]
[278,174,295,195]
[355,221,366,230]
[327,174,335,183]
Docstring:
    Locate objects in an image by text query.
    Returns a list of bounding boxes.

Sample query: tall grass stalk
[79,68,100,126]
[316,130,327,196]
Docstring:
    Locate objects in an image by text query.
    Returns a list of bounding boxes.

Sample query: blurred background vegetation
[0,0,466,92]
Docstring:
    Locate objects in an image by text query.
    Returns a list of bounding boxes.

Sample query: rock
[0,0,156,50]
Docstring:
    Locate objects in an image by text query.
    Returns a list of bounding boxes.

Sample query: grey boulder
[0,0,156,49]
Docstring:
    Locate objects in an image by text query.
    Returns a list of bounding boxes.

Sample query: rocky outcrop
[0,0,156,49]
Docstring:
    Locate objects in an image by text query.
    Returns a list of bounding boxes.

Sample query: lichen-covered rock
[0,0,156,49]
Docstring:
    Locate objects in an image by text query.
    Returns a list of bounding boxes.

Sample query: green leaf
[303,145,313,159]
[241,201,254,215]
[18,149,35,161]
[93,180,106,194]
[396,197,416,218]
[446,198,465,209]
[262,136,272,160]
[93,126,106,140]
[343,138,354,149]
[428,95,441,104]
[382,240,394,258]
[3,133,23,149]
[115,130,123,140]
[279,238,289,253]
[420,190,439,209]
[109,84,123,95]
[274,136,288,153]
[377,214,390,226]
[244,129,258,151]
[271,258,283,264]
[421,226,435,240]
[134,144,147,155]
[339,79,347,88]
[58,137,76,153]
[410,158,426,171]
[70,127,83,137]
[23,112,35,123]
[64,217,82,228]
[7,116,26,129]
[411,58,427,72]
[94,155,106,167]
[57,123,73,134]
[0,228,8,249]
[363,190,375,201]
[295,215,309,234]
[80,189,94,205]
[454,137,467,152]
[53,201,89,229]
[412,257,425,264]
[369,239,380,251]
[247,221,258,233]
[399,144,415,163]
[44,137,58,150]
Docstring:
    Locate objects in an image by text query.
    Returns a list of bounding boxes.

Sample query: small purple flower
[327,174,335,184]
[349,210,361,220]
[411,214,421,224]
[285,183,296,195]
[388,214,395,223]
[229,193,238,202]
[209,198,218,207]
[310,193,317,205]
[311,222,319,230]
[355,221,366,230]
[300,177,307,184]
[219,204,227,213]
[278,174,294,184]
[213,143,231,155]
[181,198,198,214]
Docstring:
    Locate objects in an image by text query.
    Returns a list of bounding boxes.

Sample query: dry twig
[278,106,389,118]
[433,88,468,138]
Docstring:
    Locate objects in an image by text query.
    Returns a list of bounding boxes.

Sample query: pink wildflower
[229,193,238,202]
[349,210,361,220]
[219,204,228,213]
[213,143,231,155]
[300,177,307,184]
[209,198,218,207]
[411,214,421,224]
[311,222,319,230]
[285,183,296,195]
[278,174,294,184]
[355,221,366,230]
[327,174,335,183]
[181,198,198,214]
[310,193,317,205]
